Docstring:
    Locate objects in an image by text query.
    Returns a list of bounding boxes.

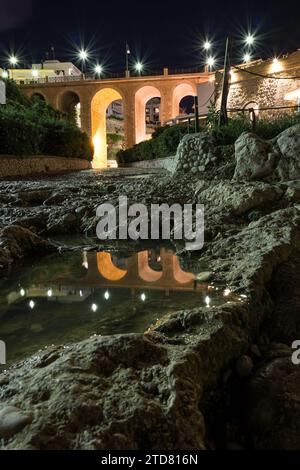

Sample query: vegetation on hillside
[0,79,93,159]
[117,105,300,165]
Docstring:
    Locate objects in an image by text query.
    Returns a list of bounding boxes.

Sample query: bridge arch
[91,87,124,168]
[172,83,197,119]
[57,90,81,127]
[30,92,46,102]
[135,85,162,144]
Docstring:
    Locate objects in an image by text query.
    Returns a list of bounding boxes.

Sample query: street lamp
[245,34,255,46]
[78,49,88,73]
[135,61,143,74]
[206,56,215,70]
[243,53,251,63]
[1,70,8,79]
[94,64,102,77]
[126,43,130,76]
[9,55,18,66]
[8,55,18,80]
[203,40,212,51]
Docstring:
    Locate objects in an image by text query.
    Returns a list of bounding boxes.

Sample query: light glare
[9,55,18,66]
[203,41,211,51]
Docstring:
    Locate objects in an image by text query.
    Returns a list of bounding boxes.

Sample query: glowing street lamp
[135,61,143,74]
[9,55,18,66]
[79,49,88,61]
[78,49,88,73]
[243,53,251,63]
[94,65,102,77]
[1,70,9,79]
[206,56,215,70]
[31,69,39,78]
[203,40,212,51]
[245,34,255,46]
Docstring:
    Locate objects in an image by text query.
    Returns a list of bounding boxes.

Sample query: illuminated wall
[135,86,162,144]
[91,88,123,168]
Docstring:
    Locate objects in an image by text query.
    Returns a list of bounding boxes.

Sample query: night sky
[0,0,300,73]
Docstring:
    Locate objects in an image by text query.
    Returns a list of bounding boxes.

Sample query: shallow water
[0,246,234,366]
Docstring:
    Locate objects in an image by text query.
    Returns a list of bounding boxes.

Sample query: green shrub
[0,79,93,159]
[0,106,43,155]
[117,123,190,164]
[41,120,93,160]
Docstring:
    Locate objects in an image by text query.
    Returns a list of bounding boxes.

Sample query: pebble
[0,406,32,438]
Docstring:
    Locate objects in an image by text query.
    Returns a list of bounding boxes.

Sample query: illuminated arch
[97,252,127,281]
[91,87,123,168]
[137,251,163,282]
[172,256,196,284]
[172,83,196,118]
[135,85,162,144]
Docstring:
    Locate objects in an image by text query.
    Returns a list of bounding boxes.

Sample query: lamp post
[94,65,102,79]
[78,49,88,74]
[218,37,232,127]
[126,43,130,77]
[9,55,18,80]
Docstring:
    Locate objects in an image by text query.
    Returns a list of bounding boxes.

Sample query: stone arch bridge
[20,70,210,168]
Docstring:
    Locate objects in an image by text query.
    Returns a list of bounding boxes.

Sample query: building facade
[215,50,300,118]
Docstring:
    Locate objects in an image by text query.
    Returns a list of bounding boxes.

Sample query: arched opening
[91,88,123,168]
[172,83,196,119]
[106,99,125,164]
[30,92,46,102]
[58,91,81,127]
[135,86,161,144]
[243,101,259,121]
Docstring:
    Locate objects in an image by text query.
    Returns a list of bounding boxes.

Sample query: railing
[19,67,207,86]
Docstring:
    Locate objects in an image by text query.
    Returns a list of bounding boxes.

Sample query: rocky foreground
[1,126,300,449]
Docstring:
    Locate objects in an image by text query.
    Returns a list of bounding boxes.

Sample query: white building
[1,60,81,84]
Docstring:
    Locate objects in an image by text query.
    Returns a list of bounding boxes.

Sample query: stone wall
[123,156,175,172]
[215,50,300,118]
[0,156,91,179]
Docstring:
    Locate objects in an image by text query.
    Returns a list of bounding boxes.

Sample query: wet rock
[196,271,213,282]
[46,213,78,235]
[0,225,55,264]
[245,357,300,449]
[236,355,254,378]
[0,406,32,438]
[195,180,283,216]
[18,189,52,206]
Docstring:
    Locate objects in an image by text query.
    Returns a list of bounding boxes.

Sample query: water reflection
[0,247,238,365]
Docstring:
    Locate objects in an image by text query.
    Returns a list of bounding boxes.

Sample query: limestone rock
[275,124,300,180]
[245,357,300,449]
[234,125,300,182]
[0,406,32,438]
[233,132,279,181]
[172,132,219,175]
[0,225,54,262]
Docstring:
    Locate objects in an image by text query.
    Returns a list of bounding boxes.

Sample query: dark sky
[0,0,299,73]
